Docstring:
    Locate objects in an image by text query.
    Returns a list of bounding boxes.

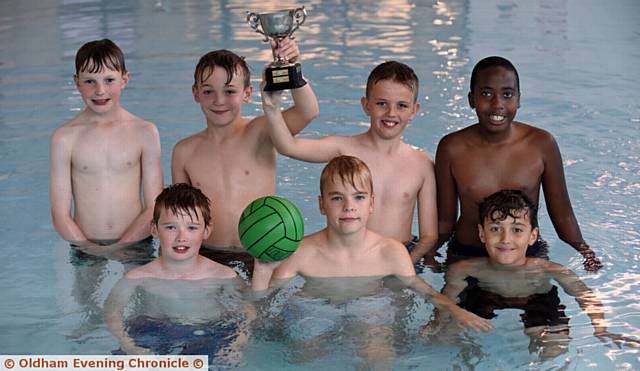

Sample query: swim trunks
[404,235,419,252]
[199,248,254,280]
[445,236,549,265]
[69,237,155,266]
[457,277,568,328]
[120,315,238,357]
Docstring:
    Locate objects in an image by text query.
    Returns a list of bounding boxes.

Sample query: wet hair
[194,49,251,88]
[478,189,538,229]
[470,56,520,94]
[152,183,212,227]
[320,155,373,196]
[75,39,127,75]
[366,61,419,102]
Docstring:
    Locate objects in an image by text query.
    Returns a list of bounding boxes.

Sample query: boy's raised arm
[271,37,319,135]
[434,137,459,248]
[261,84,342,163]
[116,124,163,245]
[540,134,602,271]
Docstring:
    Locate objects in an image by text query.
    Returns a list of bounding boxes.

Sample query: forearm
[265,108,300,158]
[287,82,319,129]
[250,261,276,292]
[52,212,89,242]
[117,207,153,245]
[410,236,438,264]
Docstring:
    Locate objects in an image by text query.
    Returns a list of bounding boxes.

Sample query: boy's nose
[95,82,106,95]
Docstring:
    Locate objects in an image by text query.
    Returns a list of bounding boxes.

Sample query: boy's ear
[477,224,485,243]
[369,193,375,213]
[150,221,158,238]
[73,74,79,87]
[192,84,200,103]
[243,85,253,103]
[203,224,212,239]
[121,71,130,87]
[360,96,370,116]
[528,226,539,246]
[318,195,326,215]
[468,91,475,109]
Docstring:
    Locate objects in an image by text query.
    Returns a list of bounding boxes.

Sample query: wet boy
[105,183,245,355]
[431,190,636,357]
[172,40,318,276]
[435,56,602,271]
[252,156,493,331]
[50,39,163,257]
[261,61,437,265]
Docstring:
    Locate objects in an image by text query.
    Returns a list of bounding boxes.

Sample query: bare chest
[184,139,276,191]
[71,129,141,175]
[452,147,544,203]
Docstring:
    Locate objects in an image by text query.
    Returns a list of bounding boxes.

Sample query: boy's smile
[361,80,419,140]
[478,210,538,266]
[468,66,520,134]
[193,67,251,128]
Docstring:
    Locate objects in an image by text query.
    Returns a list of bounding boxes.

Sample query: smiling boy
[431,190,636,357]
[435,56,602,271]
[50,39,163,257]
[105,183,244,355]
[261,61,437,264]
[171,42,318,276]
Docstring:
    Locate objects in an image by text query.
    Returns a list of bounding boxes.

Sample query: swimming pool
[0,0,638,369]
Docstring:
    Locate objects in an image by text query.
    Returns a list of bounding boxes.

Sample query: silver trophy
[247,7,307,91]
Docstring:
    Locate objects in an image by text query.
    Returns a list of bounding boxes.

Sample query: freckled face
[74,65,129,114]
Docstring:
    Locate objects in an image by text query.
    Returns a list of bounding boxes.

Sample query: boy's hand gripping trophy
[247,7,307,91]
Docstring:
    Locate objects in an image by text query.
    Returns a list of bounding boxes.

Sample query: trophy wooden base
[264,62,307,91]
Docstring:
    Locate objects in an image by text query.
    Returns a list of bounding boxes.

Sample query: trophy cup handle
[287,7,307,40]
[247,12,270,42]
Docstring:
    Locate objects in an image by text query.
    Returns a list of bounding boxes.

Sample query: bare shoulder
[125,261,158,279]
[173,130,207,154]
[447,257,488,276]
[526,258,565,273]
[200,256,238,279]
[51,116,83,144]
[516,122,556,146]
[375,234,414,274]
[437,125,476,153]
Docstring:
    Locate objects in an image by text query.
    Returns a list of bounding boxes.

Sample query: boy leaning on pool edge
[434,56,602,271]
[171,38,319,277]
[50,38,163,257]
[261,61,438,266]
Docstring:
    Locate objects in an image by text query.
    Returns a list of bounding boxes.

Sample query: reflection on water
[0,0,639,369]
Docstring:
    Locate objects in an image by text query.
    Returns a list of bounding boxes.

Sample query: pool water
[0,0,638,369]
